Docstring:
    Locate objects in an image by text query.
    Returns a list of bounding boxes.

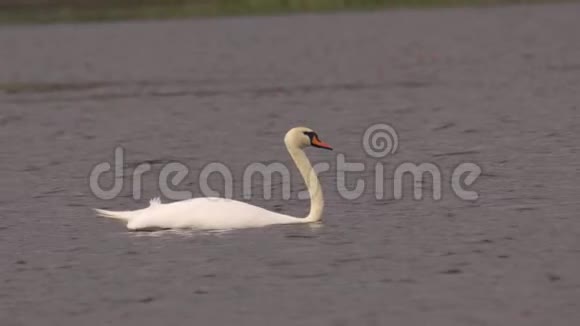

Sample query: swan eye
[303,131,332,150]
[303,131,316,140]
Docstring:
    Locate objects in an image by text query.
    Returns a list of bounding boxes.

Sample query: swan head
[285,127,333,150]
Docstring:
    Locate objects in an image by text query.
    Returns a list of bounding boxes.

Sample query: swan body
[94,127,332,231]
[97,197,310,230]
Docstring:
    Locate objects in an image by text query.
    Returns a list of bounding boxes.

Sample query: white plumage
[94,127,332,231]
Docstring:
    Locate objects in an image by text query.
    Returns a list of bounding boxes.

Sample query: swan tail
[93,208,136,221]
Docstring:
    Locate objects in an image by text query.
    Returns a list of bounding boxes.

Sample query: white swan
[94,127,333,231]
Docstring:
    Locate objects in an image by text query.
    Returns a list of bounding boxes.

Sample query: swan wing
[126,197,302,230]
[149,197,162,207]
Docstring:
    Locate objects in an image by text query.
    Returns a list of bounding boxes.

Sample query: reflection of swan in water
[94,127,332,231]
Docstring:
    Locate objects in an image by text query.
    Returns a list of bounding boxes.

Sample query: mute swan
[94,127,332,231]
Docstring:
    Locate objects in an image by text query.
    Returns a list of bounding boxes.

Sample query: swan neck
[287,145,324,222]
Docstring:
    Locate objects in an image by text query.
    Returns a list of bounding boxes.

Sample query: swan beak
[312,137,333,150]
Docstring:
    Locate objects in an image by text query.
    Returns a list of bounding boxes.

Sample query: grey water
[1,3,579,325]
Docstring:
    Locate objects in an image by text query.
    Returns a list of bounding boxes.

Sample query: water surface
[1,3,579,325]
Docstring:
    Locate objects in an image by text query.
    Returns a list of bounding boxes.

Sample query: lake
[0,3,579,325]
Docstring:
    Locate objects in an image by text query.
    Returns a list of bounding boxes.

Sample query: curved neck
[286,145,324,222]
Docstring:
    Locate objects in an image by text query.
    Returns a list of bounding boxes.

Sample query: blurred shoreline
[0,0,554,24]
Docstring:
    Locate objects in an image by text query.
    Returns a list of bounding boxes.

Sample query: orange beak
[312,136,333,150]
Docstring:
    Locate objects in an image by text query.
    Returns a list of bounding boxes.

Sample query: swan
[94,127,333,231]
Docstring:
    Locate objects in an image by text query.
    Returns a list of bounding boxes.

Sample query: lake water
[0,3,579,325]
